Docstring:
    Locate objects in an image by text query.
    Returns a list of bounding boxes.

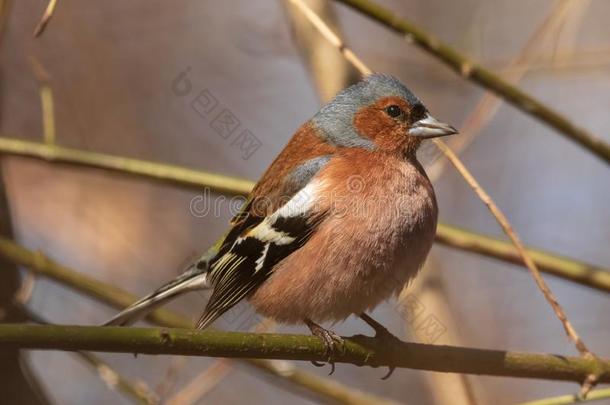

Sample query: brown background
[1,0,609,404]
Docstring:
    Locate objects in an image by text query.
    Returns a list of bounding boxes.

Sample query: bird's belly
[249,183,437,324]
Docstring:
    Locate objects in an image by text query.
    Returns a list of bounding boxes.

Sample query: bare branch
[428,0,584,182]
[436,224,610,294]
[0,136,253,196]
[434,141,592,358]
[33,0,58,38]
[1,324,610,384]
[517,387,610,405]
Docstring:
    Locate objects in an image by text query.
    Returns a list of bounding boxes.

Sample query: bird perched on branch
[106,73,457,374]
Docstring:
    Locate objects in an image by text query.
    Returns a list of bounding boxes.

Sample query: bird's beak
[408,114,458,139]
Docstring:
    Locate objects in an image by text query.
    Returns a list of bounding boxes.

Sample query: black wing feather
[196,211,323,329]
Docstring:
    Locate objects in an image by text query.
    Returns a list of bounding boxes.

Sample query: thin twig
[499,48,610,74]
[404,260,482,405]
[0,0,11,44]
[77,352,159,405]
[288,0,372,75]
[549,0,592,68]
[33,0,58,38]
[287,0,600,395]
[434,141,590,354]
[244,358,405,405]
[154,357,188,401]
[517,387,610,405]
[427,0,581,182]
[433,140,599,396]
[29,56,56,145]
[1,324,610,383]
[13,271,36,305]
[334,0,610,164]
[166,360,233,405]
[283,0,361,102]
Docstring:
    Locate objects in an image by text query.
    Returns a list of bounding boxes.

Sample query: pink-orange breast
[249,148,438,323]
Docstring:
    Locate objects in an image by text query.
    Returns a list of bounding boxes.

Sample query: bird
[105,73,457,374]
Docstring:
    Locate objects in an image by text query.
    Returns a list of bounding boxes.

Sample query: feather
[196,179,327,329]
[103,268,209,326]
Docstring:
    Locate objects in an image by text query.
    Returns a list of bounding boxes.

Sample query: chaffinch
[106,73,457,372]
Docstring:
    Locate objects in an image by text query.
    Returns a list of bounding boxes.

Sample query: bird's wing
[196,175,328,329]
[104,130,333,327]
[192,154,334,271]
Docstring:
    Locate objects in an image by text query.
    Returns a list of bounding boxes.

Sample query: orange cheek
[353,107,392,140]
[375,128,410,151]
[353,108,408,151]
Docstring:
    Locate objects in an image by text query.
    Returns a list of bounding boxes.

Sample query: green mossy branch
[436,224,610,293]
[1,324,609,384]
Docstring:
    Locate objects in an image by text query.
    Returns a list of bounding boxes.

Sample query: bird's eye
[385,105,403,118]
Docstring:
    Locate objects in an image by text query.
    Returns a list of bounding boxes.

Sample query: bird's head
[312,73,457,156]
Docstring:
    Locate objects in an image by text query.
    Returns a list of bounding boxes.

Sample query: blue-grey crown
[311,74,421,148]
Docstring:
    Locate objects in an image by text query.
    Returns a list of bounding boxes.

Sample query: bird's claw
[373,327,399,380]
[306,319,344,375]
[359,313,401,379]
[374,328,400,379]
[381,365,396,380]
[310,358,337,375]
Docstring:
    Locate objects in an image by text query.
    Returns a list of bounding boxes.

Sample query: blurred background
[1,0,609,404]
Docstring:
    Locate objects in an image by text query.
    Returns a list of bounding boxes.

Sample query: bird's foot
[305,319,344,375]
[359,313,401,379]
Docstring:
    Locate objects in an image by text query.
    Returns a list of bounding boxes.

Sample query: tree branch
[1,324,609,384]
[5,236,606,398]
[334,0,610,164]
[0,138,607,293]
[74,351,159,405]
[33,0,58,38]
[517,387,610,405]
[436,224,610,293]
[0,136,252,196]
[433,141,593,363]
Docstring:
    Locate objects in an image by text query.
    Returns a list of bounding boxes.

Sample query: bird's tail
[103,268,210,326]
